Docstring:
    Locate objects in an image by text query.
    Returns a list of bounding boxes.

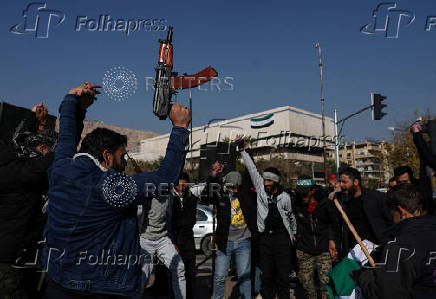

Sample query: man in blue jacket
[41,82,191,298]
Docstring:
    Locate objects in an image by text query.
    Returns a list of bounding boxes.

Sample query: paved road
[142,251,298,298]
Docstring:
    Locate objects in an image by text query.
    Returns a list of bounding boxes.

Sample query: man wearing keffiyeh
[0,103,57,299]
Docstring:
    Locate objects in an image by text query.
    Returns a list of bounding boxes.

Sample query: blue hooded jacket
[42,95,188,296]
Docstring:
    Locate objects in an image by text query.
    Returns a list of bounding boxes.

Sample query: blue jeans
[213,239,251,299]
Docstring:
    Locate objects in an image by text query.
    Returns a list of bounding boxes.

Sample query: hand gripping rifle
[153,26,218,120]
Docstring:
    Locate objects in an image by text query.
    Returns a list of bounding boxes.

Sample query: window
[196,209,208,222]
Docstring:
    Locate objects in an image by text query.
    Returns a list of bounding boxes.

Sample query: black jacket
[337,188,393,258]
[0,108,84,264]
[357,215,436,299]
[201,171,257,252]
[413,132,435,214]
[172,191,198,247]
[0,140,54,263]
[295,198,339,255]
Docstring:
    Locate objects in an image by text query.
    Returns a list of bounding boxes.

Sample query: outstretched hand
[68,82,101,110]
[233,135,248,151]
[32,103,49,131]
[169,102,191,128]
[410,123,422,134]
[32,102,45,113]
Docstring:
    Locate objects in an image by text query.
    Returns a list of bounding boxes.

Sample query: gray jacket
[241,151,297,239]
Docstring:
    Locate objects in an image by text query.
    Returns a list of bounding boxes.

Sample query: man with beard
[0,104,57,299]
[331,167,392,259]
[239,140,297,299]
[42,82,191,298]
[294,175,338,299]
[171,172,198,299]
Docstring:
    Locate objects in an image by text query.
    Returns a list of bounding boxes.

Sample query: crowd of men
[0,82,435,299]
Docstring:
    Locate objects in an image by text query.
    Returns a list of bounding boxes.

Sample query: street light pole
[333,103,376,175]
[316,43,328,184]
[387,127,398,146]
[189,87,194,174]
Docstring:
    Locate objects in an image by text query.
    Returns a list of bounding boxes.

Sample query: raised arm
[55,83,100,162]
[101,103,191,210]
[91,99,190,210]
[413,131,436,170]
[240,150,264,193]
[132,126,189,198]
[199,161,224,206]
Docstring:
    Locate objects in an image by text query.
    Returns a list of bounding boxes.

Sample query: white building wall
[131,106,335,162]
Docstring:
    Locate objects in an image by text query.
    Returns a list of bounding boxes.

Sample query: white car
[193,204,216,256]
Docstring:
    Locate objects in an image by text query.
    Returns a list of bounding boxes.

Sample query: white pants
[140,236,186,299]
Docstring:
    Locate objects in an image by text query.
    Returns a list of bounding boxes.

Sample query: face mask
[265,184,275,195]
[227,189,240,198]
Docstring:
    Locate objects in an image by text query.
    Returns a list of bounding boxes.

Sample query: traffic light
[371,93,387,120]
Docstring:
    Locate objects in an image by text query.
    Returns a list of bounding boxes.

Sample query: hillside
[56,120,159,152]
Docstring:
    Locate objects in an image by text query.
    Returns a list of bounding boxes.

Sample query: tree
[362,178,381,190]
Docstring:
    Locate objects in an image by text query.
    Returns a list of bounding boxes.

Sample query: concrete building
[327,141,390,183]
[131,106,335,180]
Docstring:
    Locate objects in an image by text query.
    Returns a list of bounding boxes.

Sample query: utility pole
[334,109,340,175]
[189,87,194,174]
[315,43,328,184]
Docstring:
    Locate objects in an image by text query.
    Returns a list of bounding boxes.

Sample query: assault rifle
[153,26,218,120]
